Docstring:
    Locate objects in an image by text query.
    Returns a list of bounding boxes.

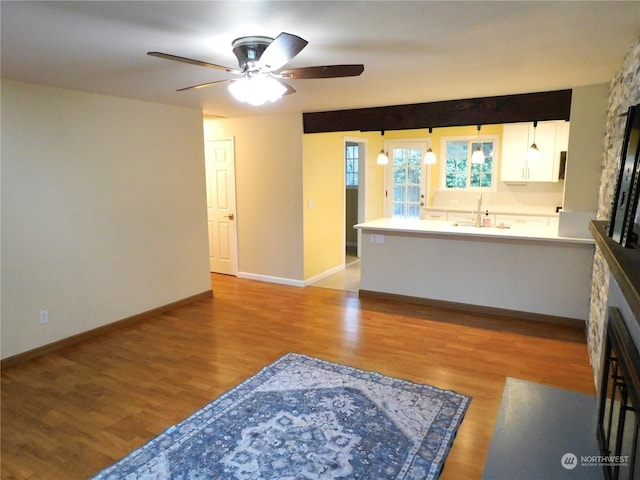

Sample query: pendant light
[424,127,437,164]
[527,121,541,161]
[377,130,389,165]
[471,125,485,164]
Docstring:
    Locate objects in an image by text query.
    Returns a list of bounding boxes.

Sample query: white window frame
[345,141,360,188]
[439,135,500,191]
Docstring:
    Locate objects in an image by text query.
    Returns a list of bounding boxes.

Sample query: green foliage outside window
[445,140,494,189]
[392,147,422,219]
[446,141,468,188]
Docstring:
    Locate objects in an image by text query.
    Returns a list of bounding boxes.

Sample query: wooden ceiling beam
[302,89,572,134]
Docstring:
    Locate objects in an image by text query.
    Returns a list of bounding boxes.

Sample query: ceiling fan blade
[277,79,296,96]
[278,64,364,79]
[176,79,230,92]
[258,32,308,72]
[148,52,242,74]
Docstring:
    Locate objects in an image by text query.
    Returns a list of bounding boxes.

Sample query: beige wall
[1,81,211,359]
[302,131,384,280]
[564,84,609,212]
[303,132,345,279]
[556,84,609,237]
[0,78,616,359]
[203,114,304,283]
[365,134,385,221]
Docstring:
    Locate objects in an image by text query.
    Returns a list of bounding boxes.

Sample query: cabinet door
[556,121,570,152]
[526,121,558,181]
[495,214,549,227]
[501,123,529,181]
[422,210,447,221]
[500,121,561,182]
[447,212,477,223]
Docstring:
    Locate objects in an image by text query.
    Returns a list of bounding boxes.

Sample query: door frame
[343,136,367,258]
[382,139,429,218]
[205,137,239,275]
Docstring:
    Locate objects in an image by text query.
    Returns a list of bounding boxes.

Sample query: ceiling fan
[148,32,364,105]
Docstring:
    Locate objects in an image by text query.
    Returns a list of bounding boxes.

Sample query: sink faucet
[475,192,483,228]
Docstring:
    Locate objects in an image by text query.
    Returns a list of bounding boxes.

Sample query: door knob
[224,213,234,220]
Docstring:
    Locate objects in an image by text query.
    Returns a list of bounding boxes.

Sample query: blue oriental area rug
[91,353,471,480]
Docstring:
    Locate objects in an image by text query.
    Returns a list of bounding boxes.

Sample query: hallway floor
[309,251,360,292]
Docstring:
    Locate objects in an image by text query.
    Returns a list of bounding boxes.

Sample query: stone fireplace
[589,35,640,480]
[588,37,640,385]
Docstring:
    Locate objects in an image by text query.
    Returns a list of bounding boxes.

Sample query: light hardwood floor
[1,273,596,479]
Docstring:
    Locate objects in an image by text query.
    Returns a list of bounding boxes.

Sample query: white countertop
[423,206,560,217]
[355,218,595,245]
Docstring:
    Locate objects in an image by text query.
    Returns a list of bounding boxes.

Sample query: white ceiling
[2,1,639,119]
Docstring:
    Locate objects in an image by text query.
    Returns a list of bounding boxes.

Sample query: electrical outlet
[371,234,385,244]
[39,310,48,325]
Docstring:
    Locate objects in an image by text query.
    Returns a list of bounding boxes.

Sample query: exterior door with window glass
[385,143,427,219]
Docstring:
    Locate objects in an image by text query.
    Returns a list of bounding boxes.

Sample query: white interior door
[205,139,238,275]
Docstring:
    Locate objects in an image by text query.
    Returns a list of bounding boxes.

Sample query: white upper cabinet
[500,120,569,182]
[555,120,570,152]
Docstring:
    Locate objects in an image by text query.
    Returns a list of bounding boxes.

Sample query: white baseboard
[237,272,305,288]
[237,264,347,288]
[303,264,345,286]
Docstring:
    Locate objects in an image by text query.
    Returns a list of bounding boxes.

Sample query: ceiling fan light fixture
[150,32,364,98]
[228,74,287,106]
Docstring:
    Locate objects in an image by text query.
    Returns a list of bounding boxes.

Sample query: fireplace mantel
[590,220,640,324]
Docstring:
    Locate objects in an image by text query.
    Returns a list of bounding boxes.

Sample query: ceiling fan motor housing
[231,36,273,70]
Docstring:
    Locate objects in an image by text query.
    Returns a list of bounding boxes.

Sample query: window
[441,137,498,190]
[345,142,359,187]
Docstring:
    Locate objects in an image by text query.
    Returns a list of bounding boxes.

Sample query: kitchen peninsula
[355,218,595,323]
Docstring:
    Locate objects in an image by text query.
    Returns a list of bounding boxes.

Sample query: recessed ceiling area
[2,1,639,118]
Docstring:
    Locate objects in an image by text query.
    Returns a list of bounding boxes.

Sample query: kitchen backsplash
[431,183,564,214]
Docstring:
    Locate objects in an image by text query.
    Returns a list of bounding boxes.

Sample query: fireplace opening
[597,307,640,479]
